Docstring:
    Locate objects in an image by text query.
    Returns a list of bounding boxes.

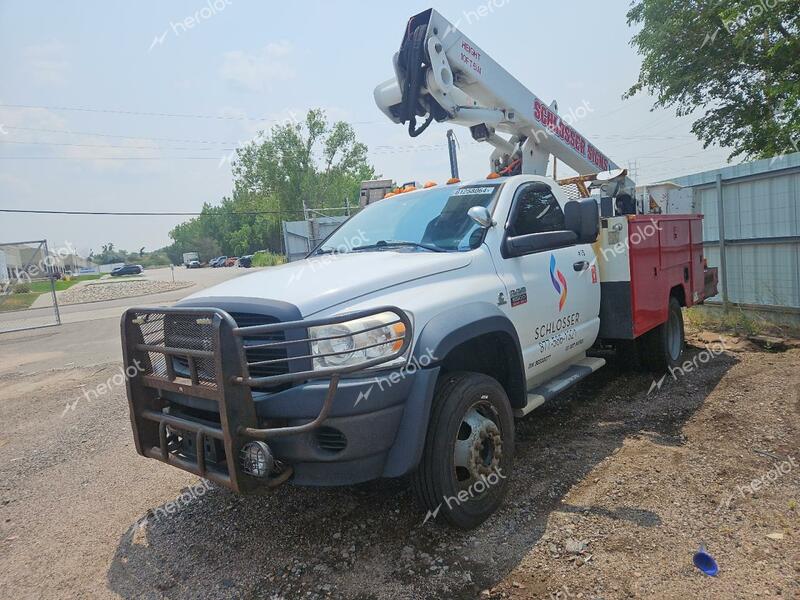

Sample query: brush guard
[121,306,412,494]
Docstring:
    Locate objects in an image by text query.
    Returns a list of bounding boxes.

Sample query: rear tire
[641,297,685,371]
[411,372,514,529]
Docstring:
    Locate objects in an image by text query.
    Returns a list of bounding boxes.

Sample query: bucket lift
[374,8,634,197]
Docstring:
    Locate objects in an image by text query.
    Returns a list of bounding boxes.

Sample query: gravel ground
[58,279,194,305]
[0,329,797,599]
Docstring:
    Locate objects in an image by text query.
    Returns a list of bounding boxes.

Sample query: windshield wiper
[351,240,446,253]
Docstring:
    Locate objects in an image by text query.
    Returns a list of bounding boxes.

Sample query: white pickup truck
[122,176,716,528]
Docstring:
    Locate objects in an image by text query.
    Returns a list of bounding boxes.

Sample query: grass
[686,305,799,339]
[252,251,286,267]
[0,274,104,313]
[685,306,763,336]
[28,274,103,293]
[0,292,39,312]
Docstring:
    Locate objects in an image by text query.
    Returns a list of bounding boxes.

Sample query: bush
[251,251,286,268]
[12,282,32,294]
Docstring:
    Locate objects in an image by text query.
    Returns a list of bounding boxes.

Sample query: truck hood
[182,251,472,316]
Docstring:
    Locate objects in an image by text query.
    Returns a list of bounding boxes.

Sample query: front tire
[411,372,514,529]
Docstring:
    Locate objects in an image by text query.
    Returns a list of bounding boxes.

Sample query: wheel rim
[453,401,503,491]
[667,307,682,361]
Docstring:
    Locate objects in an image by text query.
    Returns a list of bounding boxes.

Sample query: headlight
[309,311,408,370]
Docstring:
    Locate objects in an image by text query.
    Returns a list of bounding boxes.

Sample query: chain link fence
[0,240,62,333]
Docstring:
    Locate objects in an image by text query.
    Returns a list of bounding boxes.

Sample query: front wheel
[411,372,514,529]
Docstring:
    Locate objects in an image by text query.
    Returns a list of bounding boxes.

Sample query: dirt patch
[0,332,797,599]
[488,337,799,600]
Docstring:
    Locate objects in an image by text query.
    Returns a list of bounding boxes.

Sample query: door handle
[573,260,589,272]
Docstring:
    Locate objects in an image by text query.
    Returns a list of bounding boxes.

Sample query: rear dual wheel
[641,296,685,371]
[615,296,685,372]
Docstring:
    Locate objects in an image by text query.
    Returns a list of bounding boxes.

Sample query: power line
[0,102,387,126]
[0,139,237,151]
[0,144,473,159]
[0,208,347,216]
[0,156,227,160]
[4,125,237,146]
[4,124,696,145]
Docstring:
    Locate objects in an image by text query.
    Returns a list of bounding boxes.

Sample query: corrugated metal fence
[670,152,800,320]
[282,216,349,262]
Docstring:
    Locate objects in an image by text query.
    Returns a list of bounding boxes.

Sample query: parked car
[110,264,143,276]
[187,260,202,269]
[238,255,253,268]
[224,257,239,267]
[210,256,227,268]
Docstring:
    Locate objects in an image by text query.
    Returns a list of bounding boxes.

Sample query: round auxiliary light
[240,441,274,478]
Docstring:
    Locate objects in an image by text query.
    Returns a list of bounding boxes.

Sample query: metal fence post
[43,240,61,325]
[716,173,729,312]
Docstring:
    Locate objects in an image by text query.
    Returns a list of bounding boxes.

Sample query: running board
[514,357,606,417]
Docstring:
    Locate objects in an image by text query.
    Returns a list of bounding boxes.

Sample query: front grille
[168,311,290,386]
[228,312,289,381]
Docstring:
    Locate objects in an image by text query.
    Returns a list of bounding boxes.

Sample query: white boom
[375,8,626,183]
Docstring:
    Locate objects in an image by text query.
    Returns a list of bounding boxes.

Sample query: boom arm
[375,9,622,180]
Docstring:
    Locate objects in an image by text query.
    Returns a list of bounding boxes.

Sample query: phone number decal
[538,328,577,353]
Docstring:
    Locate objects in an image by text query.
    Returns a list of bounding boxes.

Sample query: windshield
[316,183,502,254]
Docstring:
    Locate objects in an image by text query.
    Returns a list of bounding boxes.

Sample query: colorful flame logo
[549,254,567,311]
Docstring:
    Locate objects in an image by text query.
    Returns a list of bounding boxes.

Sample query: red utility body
[626,214,714,338]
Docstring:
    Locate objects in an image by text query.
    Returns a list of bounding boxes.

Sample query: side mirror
[564,199,600,244]
[468,206,494,228]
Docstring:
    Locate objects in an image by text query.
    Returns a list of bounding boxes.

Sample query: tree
[166,109,375,258]
[232,109,375,217]
[626,0,800,160]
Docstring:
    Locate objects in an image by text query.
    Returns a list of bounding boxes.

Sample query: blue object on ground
[693,544,719,576]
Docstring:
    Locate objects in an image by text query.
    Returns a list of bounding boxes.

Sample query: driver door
[496,182,599,387]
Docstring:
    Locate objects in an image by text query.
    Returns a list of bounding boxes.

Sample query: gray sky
[0,0,734,256]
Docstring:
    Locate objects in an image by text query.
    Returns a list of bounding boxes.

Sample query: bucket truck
[119,8,718,529]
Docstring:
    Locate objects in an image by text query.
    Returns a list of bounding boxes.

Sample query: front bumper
[121,305,412,493]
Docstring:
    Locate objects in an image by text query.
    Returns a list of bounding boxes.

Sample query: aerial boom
[375,9,623,182]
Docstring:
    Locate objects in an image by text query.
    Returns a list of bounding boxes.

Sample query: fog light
[240,441,274,478]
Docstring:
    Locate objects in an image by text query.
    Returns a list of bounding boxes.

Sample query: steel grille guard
[121,305,412,493]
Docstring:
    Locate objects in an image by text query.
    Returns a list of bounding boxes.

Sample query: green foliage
[167,109,373,259]
[89,245,172,267]
[136,250,172,268]
[626,0,800,160]
[251,251,286,268]
[29,274,103,293]
[0,293,38,312]
[686,305,760,335]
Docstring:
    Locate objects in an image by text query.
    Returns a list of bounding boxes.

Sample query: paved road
[0,266,260,375]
